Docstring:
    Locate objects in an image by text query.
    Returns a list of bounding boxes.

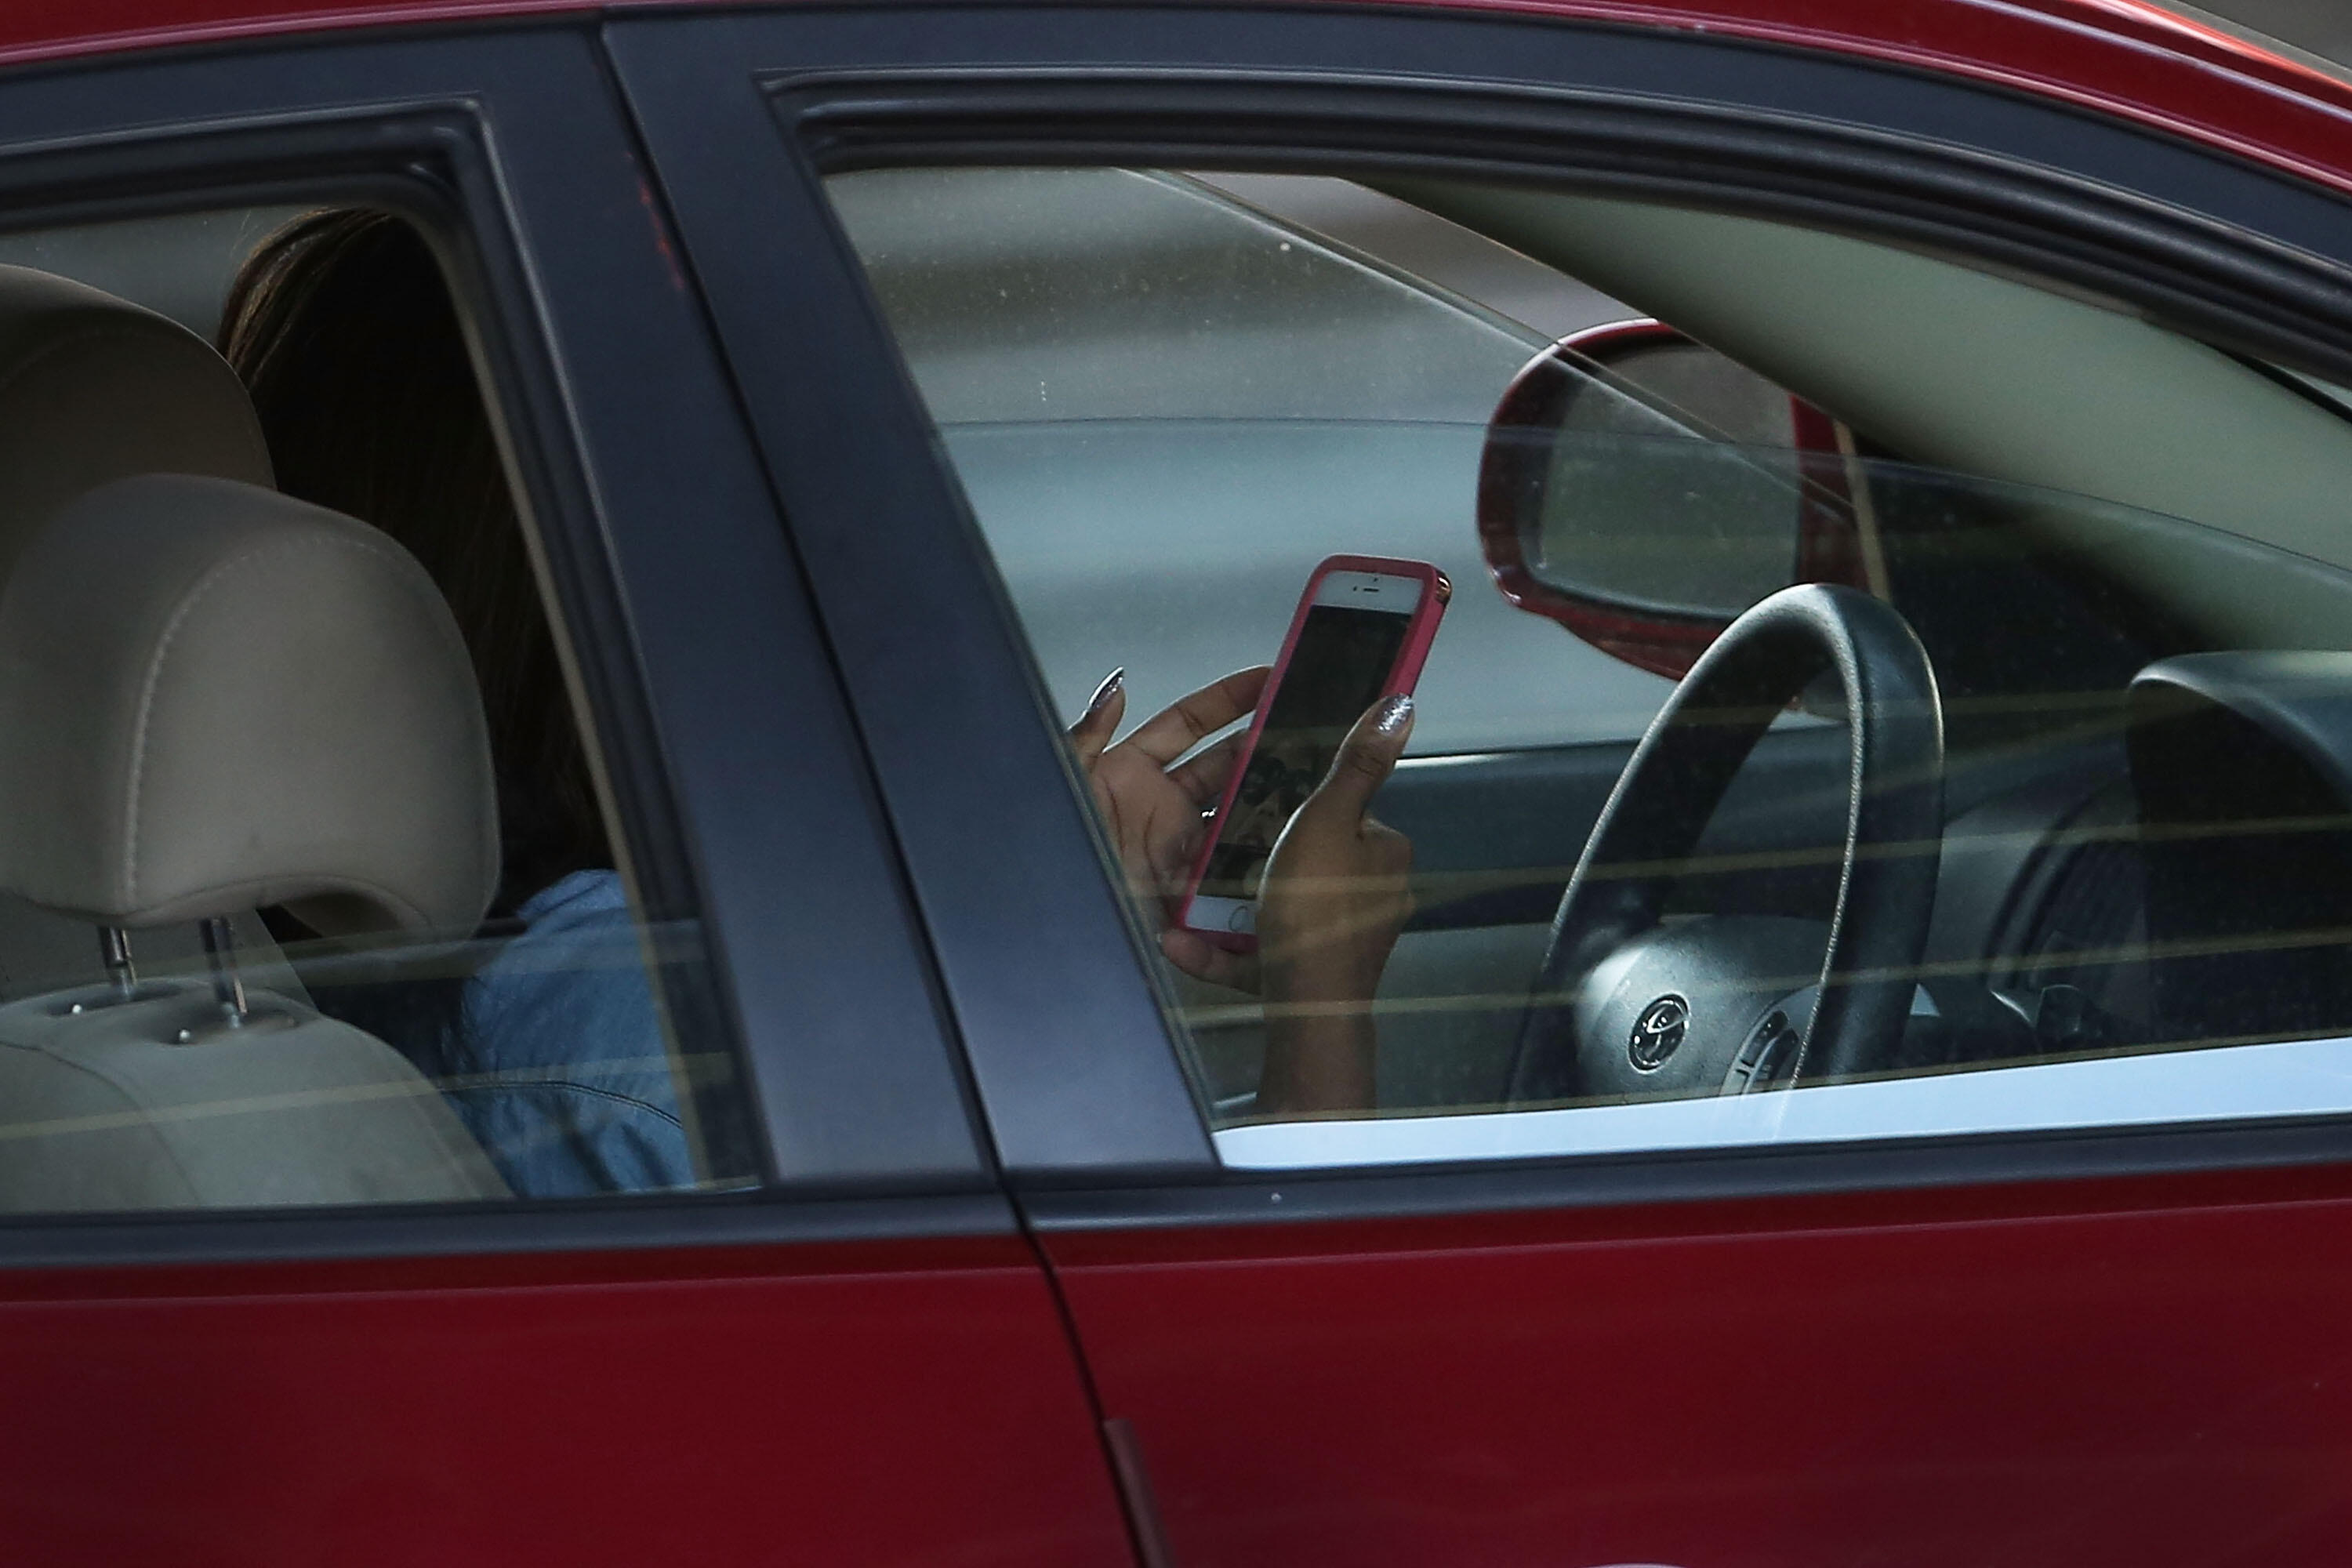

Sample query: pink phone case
[1174,554,1452,953]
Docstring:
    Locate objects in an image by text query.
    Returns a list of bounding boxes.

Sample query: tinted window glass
[828,165,2352,1172]
[0,201,757,1210]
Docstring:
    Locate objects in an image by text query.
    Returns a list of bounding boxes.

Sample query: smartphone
[1177,555,1450,948]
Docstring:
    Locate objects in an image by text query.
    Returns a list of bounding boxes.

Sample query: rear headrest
[0,474,497,937]
[0,267,270,577]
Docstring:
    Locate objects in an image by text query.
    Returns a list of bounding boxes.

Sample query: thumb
[1160,927,1261,993]
[1310,693,1415,819]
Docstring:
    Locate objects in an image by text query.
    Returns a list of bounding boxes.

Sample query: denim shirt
[443,869,696,1197]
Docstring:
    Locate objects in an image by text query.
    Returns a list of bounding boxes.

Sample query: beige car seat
[0,264,295,1000]
[0,474,509,1209]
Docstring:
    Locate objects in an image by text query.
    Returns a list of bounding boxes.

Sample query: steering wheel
[1509,584,1944,1102]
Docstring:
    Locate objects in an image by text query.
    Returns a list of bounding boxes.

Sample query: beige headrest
[0,474,498,936]
[0,267,270,578]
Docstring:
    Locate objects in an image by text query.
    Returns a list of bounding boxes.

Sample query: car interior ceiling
[1385,180,2352,622]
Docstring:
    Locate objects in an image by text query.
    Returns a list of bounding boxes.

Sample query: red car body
[3,2,2350,1565]
[12,0,2352,183]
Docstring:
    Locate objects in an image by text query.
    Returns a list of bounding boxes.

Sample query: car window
[827,165,1684,753]
[0,199,759,1210]
[826,163,2352,1172]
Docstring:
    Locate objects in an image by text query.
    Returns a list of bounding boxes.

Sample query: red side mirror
[1477,320,1866,679]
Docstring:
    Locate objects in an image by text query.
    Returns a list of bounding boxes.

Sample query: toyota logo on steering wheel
[1628,994,1690,1072]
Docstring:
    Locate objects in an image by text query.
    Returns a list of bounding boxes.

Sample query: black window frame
[0,19,1003,1269]
[608,2,2352,1221]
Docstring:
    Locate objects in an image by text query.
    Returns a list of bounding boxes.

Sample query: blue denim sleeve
[447,872,698,1197]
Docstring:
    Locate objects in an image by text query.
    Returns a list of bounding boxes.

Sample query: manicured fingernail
[1372,693,1414,738]
[1084,667,1126,718]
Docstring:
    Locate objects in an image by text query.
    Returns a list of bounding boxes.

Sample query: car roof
[15,0,2352,198]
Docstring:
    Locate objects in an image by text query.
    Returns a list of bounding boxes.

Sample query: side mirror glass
[1479,321,1863,677]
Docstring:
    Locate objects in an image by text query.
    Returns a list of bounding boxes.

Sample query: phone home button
[1227,905,1256,935]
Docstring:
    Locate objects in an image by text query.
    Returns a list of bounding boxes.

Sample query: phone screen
[1197,602,1414,900]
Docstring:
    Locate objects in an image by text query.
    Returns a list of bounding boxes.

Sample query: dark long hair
[220,210,609,913]
[220,211,610,1076]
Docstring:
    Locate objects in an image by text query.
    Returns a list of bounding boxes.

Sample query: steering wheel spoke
[1509,584,1944,1104]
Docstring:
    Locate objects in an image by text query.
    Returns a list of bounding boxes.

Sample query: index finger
[1120,666,1271,767]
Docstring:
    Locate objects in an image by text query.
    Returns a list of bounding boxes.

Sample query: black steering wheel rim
[1509,583,1944,1101]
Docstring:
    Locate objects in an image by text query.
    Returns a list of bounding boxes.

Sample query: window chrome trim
[1216,1035,2352,1171]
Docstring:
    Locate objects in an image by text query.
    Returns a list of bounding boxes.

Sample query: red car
[3,0,2352,1563]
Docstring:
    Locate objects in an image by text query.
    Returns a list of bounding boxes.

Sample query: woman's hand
[1068,664,1269,928]
[1245,694,1416,1112]
[1070,671,1419,1112]
[1256,695,1417,997]
[1152,695,1392,1114]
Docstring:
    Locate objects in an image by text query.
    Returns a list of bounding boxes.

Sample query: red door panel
[1049,1170,2352,1567]
[1,1236,1134,1567]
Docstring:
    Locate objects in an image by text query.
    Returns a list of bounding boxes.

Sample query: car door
[0,22,1134,1566]
[614,6,2352,1564]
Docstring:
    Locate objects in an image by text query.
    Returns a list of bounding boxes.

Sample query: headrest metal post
[198,916,248,1028]
[97,925,136,998]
